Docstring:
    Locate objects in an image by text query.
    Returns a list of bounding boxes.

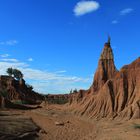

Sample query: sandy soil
[21,104,140,140]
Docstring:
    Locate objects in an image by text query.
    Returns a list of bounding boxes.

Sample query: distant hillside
[45,94,69,104]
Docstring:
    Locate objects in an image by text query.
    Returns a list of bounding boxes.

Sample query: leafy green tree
[70,89,73,94]
[73,88,78,93]
[6,68,24,82]
[13,69,23,81]
[6,67,13,77]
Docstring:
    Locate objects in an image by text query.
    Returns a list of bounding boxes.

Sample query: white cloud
[0,54,10,58]
[55,70,67,73]
[120,8,133,16]
[112,8,133,24]
[28,58,34,62]
[0,60,91,94]
[0,40,18,46]
[0,61,28,74]
[20,68,89,83]
[112,20,118,24]
[1,58,19,62]
[74,1,100,16]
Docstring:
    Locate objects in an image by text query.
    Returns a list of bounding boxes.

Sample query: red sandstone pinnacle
[69,38,140,120]
[92,40,117,92]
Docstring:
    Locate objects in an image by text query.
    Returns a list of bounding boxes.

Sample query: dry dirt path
[24,105,140,140]
[25,105,96,140]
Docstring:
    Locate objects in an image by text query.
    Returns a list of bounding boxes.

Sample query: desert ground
[1,104,140,140]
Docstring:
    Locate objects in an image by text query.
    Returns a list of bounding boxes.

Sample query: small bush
[22,100,29,104]
[14,100,22,104]
[0,90,8,97]
[13,100,29,105]
[133,124,140,129]
[26,84,33,91]
[46,97,68,104]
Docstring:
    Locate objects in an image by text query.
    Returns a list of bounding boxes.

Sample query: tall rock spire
[100,36,113,60]
[92,37,117,92]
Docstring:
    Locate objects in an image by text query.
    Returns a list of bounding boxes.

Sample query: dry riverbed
[0,105,140,140]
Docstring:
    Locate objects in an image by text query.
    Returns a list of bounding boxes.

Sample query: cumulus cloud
[112,20,118,24]
[20,68,89,83]
[0,60,91,94]
[28,58,34,62]
[1,58,19,63]
[0,54,10,58]
[0,61,28,74]
[74,1,100,16]
[55,70,67,73]
[112,8,133,24]
[0,40,18,46]
[120,8,133,16]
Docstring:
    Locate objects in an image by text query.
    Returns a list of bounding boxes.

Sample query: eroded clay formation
[69,38,140,120]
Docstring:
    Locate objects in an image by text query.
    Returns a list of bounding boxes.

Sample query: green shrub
[14,100,22,104]
[21,100,29,104]
[133,124,140,129]
[13,100,29,105]
[46,97,68,104]
[26,84,33,91]
[0,90,8,97]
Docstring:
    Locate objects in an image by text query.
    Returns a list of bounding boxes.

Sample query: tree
[73,88,78,93]
[6,67,13,77]
[70,89,73,94]
[13,69,23,81]
[6,68,24,81]
[26,84,33,91]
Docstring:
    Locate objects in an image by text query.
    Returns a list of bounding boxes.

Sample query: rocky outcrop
[0,76,43,108]
[0,111,41,140]
[69,38,140,120]
[0,95,5,108]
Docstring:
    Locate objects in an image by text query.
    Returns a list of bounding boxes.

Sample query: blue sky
[0,0,139,94]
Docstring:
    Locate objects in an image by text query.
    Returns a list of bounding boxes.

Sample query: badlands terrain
[0,39,140,140]
[0,104,140,140]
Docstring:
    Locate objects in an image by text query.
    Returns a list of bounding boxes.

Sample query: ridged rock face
[0,76,43,108]
[0,95,5,108]
[69,39,140,120]
[92,42,117,92]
